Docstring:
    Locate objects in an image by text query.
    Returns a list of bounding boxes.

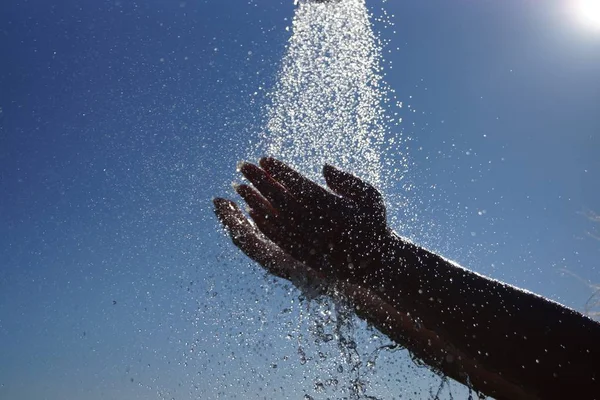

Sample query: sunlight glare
[575,0,600,31]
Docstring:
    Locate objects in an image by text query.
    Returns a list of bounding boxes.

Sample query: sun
[575,0,600,30]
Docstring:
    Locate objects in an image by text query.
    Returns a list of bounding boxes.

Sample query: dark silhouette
[213,157,600,400]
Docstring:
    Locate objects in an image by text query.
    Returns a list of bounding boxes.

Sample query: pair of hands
[213,157,391,293]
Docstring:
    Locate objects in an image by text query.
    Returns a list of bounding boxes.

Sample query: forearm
[361,231,600,399]
[338,279,535,400]
[219,157,600,398]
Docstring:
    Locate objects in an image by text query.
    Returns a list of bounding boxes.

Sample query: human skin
[213,157,600,400]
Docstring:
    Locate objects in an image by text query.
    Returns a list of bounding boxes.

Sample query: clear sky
[1,0,599,399]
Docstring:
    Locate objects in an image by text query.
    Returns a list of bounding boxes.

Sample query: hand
[218,157,390,284]
[212,158,525,398]
[214,159,598,400]
[212,196,326,297]
[213,166,471,393]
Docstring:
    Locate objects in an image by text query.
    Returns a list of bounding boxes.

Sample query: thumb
[323,164,384,209]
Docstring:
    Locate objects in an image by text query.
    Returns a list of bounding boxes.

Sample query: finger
[248,208,285,247]
[213,198,295,279]
[213,198,326,295]
[235,184,277,217]
[236,168,326,266]
[259,157,332,205]
[248,208,307,263]
[323,164,383,208]
[213,197,257,244]
[248,205,329,275]
[239,162,293,211]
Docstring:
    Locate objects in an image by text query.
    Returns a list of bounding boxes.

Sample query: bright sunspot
[575,0,600,30]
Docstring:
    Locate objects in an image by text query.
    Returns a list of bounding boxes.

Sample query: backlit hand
[228,157,390,283]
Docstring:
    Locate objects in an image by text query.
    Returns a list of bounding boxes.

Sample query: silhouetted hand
[212,196,326,297]
[212,159,469,390]
[225,157,391,283]
[214,158,600,400]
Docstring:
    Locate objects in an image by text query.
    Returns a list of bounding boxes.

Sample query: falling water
[212,2,481,399]
[256,0,394,187]
[246,1,414,398]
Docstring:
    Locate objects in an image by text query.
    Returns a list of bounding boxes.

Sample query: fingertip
[213,197,227,207]
[258,156,273,167]
[239,161,262,179]
[213,198,231,224]
[323,163,345,188]
[259,156,282,173]
[234,183,251,197]
[322,163,337,178]
[323,163,349,182]
[232,183,251,202]
[213,197,238,212]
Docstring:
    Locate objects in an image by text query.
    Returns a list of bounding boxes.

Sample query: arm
[367,232,600,399]
[212,197,529,399]
[214,158,600,400]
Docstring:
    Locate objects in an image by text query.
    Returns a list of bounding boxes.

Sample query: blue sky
[1,0,599,399]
